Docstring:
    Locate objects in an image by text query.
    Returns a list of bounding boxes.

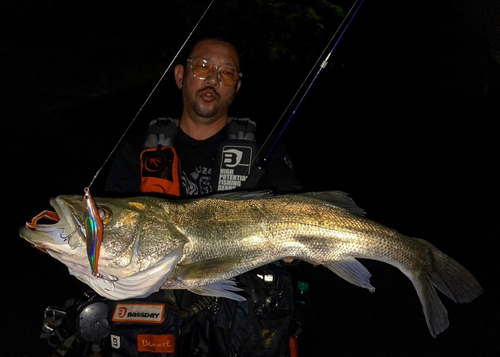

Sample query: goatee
[193,103,218,118]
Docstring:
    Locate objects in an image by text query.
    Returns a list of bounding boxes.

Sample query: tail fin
[412,238,482,337]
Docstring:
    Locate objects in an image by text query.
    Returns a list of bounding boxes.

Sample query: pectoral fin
[325,258,375,293]
[189,280,245,301]
[176,257,246,300]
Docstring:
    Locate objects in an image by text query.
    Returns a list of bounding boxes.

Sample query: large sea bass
[19,191,482,337]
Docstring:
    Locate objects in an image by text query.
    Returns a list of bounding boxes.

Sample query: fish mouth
[20,197,85,250]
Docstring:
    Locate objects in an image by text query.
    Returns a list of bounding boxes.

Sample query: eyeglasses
[186,58,242,86]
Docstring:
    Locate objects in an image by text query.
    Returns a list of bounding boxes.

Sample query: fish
[19,191,482,337]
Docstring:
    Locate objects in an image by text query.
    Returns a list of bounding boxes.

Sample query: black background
[3,0,499,356]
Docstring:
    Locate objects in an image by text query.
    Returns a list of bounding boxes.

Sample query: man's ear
[174,64,184,89]
[235,78,241,93]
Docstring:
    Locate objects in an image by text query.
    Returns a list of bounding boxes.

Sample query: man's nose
[205,69,220,86]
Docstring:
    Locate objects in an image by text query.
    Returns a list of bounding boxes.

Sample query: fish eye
[98,206,112,224]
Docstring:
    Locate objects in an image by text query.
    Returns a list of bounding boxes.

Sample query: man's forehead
[190,40,240,67]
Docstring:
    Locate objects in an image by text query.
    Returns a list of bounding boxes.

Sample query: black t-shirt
[105,120,302,196]
[175,127,223,196]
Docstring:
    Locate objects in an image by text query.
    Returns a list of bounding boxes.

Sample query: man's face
[175,40,241,124]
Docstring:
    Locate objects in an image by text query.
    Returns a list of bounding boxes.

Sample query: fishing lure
[83,187,103,276]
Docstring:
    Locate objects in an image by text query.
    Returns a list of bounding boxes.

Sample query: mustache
[197,86,219,98]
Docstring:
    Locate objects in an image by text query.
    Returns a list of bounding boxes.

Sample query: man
[101,38,302,356]
[106,38,300,196]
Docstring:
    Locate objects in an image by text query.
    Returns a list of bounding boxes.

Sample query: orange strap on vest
[289,336,299,357]
[140,145,181,196]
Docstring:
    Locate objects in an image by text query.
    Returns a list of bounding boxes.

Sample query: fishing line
[81,0,215,280]
[252,0,366,170]
[87,0,215,190]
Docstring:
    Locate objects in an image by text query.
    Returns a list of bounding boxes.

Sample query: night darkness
[2,0,500,356]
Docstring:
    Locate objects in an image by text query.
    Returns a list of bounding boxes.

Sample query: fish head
[19,195,187,300]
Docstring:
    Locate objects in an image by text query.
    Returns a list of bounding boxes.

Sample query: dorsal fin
[203,191,366,217]
[298,191,366,217]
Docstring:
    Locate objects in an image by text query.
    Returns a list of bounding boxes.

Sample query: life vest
[139,117,261,196]
[119,118,293,357]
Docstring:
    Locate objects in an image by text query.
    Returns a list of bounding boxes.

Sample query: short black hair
[179,36,242,70]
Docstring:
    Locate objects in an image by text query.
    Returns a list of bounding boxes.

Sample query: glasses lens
[219,68,239,85]
[191,60,213,77]
[189,59,240,85]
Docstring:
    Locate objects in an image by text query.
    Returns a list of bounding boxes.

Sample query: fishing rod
[256,0,366,168]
